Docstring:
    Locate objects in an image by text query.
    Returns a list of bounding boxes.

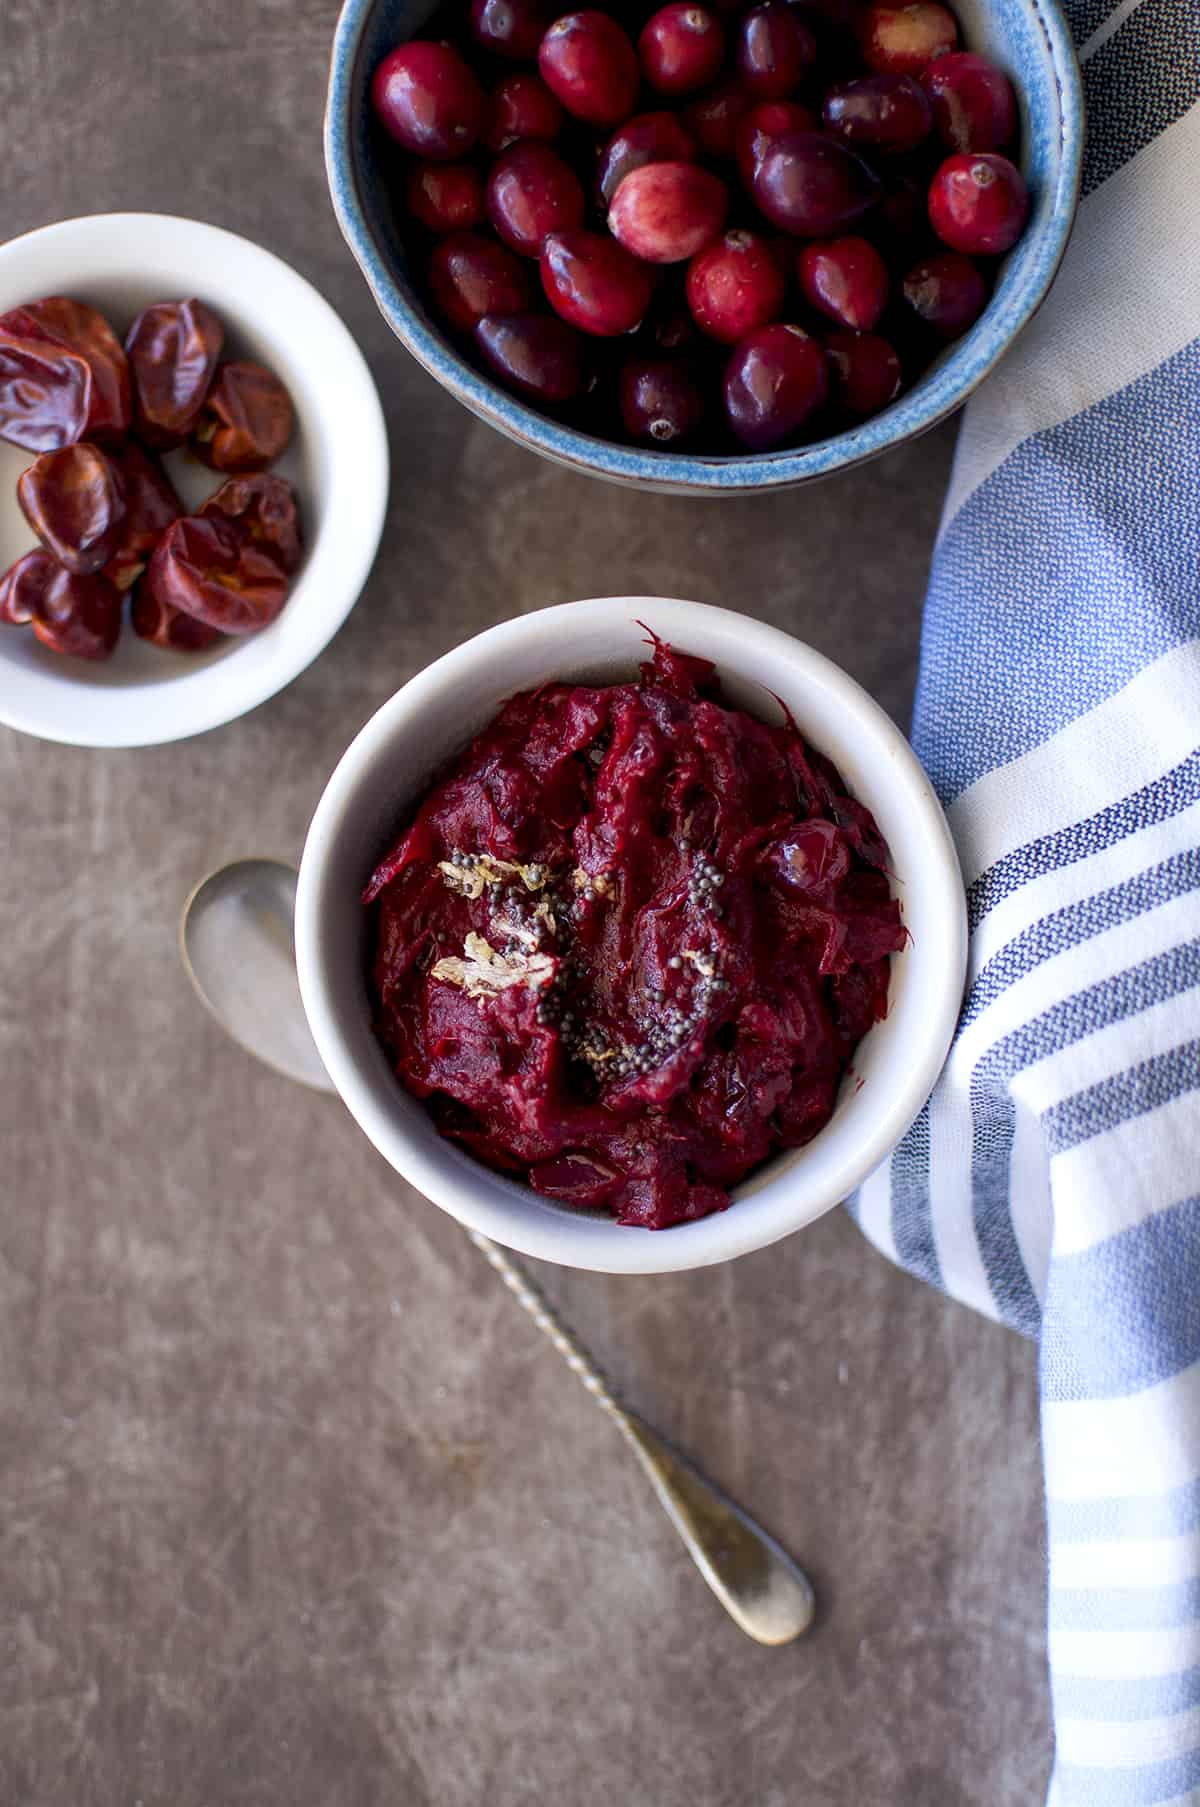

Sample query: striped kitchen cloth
[849,0,1200,1800]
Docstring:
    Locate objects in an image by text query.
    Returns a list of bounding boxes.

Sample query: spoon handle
[467,1229,815,1645]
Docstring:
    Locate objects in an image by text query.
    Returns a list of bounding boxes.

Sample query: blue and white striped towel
[849,2,1200,1799]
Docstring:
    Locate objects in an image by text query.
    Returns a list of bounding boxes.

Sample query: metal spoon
[181,858,816,1646]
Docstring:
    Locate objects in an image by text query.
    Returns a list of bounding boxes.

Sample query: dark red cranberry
[928,151,1028,253]
[406,160,486,232]
[735,99,817,187]
[538,13,640,126]
[487,142,586,256]
[723,322,829,447]
[429,231,534,332]
[684,78,753,158]
[541,227,656,334]
[822,73,932,152]
[596,112,699,207]
[470,0,553,60]
[639,4,726,95]
[751,132,880,236]
[609,161,728,263]
[686,229,786,342]
[619,354,706,443]
[922,52,1017,151]
[371,42,485,159]
[825,328,903,415]
[901,248,986,335]
[797,235,889,330]
[859,2,958,75]
[483,73,564,151]
[475,312,586,402]
[737,2,816,98]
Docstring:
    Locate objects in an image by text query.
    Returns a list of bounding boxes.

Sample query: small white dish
[296,596,967,1275]
[0,212,388,748]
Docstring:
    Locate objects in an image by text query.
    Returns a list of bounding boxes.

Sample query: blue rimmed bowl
[326,0,1082,495]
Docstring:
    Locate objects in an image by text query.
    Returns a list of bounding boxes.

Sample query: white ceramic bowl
[296,597,966,1274]
[0,212,388,748]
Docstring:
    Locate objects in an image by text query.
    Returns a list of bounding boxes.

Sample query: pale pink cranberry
[859,2,959,76]
[639,4,726,96]
[797,236,889,331]
[928,151,1028,253]
[686,229,786,343]
[608,161,729,263]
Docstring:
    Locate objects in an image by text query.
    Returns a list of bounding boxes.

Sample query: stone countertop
[0,3,1048,1801]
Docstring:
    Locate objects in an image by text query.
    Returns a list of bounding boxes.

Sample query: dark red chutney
[364,640,905,1228]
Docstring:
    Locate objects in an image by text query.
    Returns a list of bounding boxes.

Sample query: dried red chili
[0,547,121,660]
[130,584,221,653]
[144,514,290,635]
[102,441,182,591]
[191,360,294,473]
[0,297,130,450]
[199,473,301,573]
[17,443,127,575]
[125,299,224,448]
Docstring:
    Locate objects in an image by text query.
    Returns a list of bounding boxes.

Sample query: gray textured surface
[0,3,1050,1802]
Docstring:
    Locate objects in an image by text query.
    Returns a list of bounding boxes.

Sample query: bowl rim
[324,0,1084,493]
[0,211,390,748]
[294,596,968,1273]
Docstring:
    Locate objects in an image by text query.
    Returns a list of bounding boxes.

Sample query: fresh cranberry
[406,160,486,232]
[483,73,564,151]
[798,235,889,330]
[470,0,553,60]
[686,229,786,342]
[596,111,698,207]
[825,328,903,415]
[541,227,656,334]
[822,73,933,153]
[609,161,729,263]
[737,2,816,97]
[901,248,986,335]
[735,99,816,186]
[429,231,534,332]
[860,2,958,75]
[928,151,1028,253]
[751,132,880,235]
[723,322,828,447]
[371,42,485,159]
[922,51,1017,151]
[619,355,706,443]
[684,78,753,158]
[538,13,640,126]
[639,4,726,95]
[475,312,586,401]
[487,142,586,255]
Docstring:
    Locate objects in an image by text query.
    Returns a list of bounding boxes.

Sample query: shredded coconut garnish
[438,854,551,900]
[432,932,556,999]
